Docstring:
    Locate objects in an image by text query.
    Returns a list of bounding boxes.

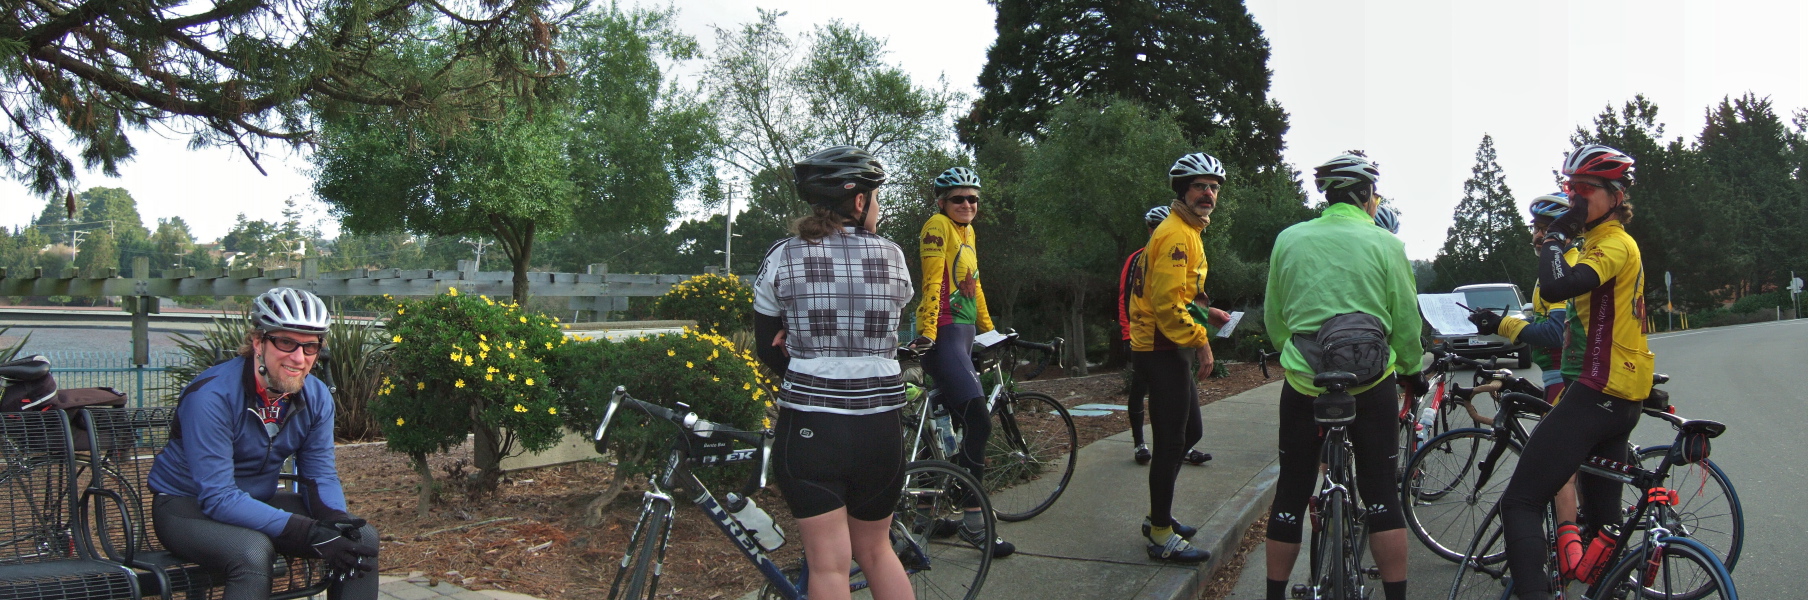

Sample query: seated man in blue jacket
[148,287,377,599]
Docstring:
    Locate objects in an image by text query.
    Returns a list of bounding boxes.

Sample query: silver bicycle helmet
[1169,153,1227,188]
[1144,205,1171,229]
[1314,154,1380,193]
[253,287,330,334]
[1373,205,1400,234]
[1528,193,1571,221]
[932,167,982,194]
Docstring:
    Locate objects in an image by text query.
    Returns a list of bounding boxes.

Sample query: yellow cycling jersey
[1571,220,1655,401]
[1498,246,1579,343]
[1130,201,1211,351]
[916,213,993,340]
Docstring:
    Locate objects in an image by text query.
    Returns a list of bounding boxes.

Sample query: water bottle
[932,405,960,457]
[724,493,786,552]
[1577,525,1620,584]
[1416,406,1436,442]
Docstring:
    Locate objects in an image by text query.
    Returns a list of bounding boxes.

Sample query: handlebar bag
[1291,312,1390,387]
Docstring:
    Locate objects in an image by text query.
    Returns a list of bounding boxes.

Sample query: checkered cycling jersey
[753,228,914,414]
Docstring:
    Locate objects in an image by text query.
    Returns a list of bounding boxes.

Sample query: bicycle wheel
[1404,428,1522,562]
[983,392,1076,521]
[1592,538,1735,600]
[1447,505,1513,600]
[894,460,991,600]
[1635,446,1743,575]
[608,501,672,600]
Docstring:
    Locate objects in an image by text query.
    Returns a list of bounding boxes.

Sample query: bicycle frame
[1304,423,1371,600]
[1572,431,1736,599]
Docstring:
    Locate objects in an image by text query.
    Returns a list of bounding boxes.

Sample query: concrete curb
[1135,462,1279,600]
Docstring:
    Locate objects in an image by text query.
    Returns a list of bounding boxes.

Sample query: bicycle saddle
[1312,371,1358,390]
[0,355,50,382]
[1678,419,1726,439]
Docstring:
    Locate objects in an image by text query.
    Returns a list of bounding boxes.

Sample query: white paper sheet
[974,329,1008,348]
[1418,293,1478,335]
[1214,311,1245,339]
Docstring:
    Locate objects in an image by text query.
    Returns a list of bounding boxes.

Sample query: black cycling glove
[1546,196,1589,242]
[1401,371,1431,398]
[309,520,376,576]
[1467,309,1503,336]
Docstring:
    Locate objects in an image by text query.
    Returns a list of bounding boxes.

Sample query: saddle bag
[1291,312,1391,387]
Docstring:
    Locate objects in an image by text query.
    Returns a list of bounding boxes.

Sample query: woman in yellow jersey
[913,166,1013,559]
[1493,144,1653,600]
[1128,152,1231,563]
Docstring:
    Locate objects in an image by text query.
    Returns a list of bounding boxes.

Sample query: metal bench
[78,407,332,600]
[0,411,140,600]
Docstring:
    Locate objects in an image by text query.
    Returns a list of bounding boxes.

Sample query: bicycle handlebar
[593,386,774,489]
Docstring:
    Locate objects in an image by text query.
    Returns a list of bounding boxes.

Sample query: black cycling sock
[1383,580,1406,600]
[1266,579,1288,600]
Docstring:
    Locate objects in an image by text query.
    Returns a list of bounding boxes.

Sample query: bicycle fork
[610,488,677,599]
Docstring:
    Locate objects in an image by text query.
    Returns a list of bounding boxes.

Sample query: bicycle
[897,332,1076,522]
[1403,370,1743,575]
[1395,348,1517,481]
[590,387,993,600]
[1447,401,1737,600]
[1287,370,1378,600]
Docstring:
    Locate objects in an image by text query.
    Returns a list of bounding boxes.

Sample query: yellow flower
[545,342,553,350]
[485,374,494,381]
[504,341,513,349]
[513,404,526,413]
[666,349,676,357]
[712,376,720,382]
[450,352,461,362]
[548,407,557,415]
[507,373,516,381]
[525,378,535,386]
[508,352,516,359]
[479,352,488,360]
[487,366,498,373]
[447,287,459,297]
[743,382,751,390]
[464,356,473,367]
[686,361,694,369]
[396,418,405,426]
[383,376,392,386]
[479,342,490,352]
[392,335,402,343]
[519,316,527,323]
[480,334,487,341]
[455,379,466,388]
[397,308,405,314]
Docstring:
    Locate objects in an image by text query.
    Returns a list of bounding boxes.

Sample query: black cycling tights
[1127,360,1149,446]
[1267,376,1405,544]
[1500,384,1640,599]
[154,493,379,600]
[1135,349,1202,528]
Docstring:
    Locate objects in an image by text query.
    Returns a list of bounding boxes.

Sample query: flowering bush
[550,327,771,490]
[375,287,568,509]
[651,273,754,335]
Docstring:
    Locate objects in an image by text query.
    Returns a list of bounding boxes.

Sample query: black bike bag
[1292,312,1390,387]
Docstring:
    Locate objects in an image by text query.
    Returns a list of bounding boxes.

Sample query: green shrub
[375,288,567,506]
[651,273,753,335]
[550,327,771,489]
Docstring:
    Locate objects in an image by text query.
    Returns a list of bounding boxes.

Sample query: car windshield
[1463,288,1521,313]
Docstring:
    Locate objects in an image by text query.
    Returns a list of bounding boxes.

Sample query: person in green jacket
[1260,154,1427,600]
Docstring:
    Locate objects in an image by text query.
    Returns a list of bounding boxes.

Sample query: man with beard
[148,287,378,599]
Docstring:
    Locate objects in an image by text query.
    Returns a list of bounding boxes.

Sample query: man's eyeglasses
[1190,181,1222,192]
[1562,180,1609,196]
[263,334,323,356]
[944,195,980,205]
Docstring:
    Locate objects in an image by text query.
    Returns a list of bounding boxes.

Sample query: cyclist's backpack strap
[1291,312,1390,386]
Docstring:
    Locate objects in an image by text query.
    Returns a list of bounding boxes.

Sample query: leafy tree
[75,187,149,245]
[72,230,118,277]
[1570,96,1701,308]
[1432,135,1533,292]
[1696,94,1801,297]
[316,4,713,302]
[150,218,196,264]
[5,0,571,198]
[219,214,282,267]
[964,0,1290,170]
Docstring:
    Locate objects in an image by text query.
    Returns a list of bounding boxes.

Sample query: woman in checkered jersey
[751,145,916,600]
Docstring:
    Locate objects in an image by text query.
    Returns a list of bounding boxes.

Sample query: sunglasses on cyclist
[944,195,980,205]
[1189,181,1222,192]
[263,334,323,356]
[1562,179,1610,196]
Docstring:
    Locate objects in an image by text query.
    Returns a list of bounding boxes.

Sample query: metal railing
[39,350,183,408]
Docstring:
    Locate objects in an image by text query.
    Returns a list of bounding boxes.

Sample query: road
[1401,319,1808,598]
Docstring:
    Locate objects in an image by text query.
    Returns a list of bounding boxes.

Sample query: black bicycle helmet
[794,145,886,205]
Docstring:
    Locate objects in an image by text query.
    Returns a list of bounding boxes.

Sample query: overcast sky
[4,1,1805,261]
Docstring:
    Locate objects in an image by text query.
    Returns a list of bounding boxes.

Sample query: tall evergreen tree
[1433,135,1533,292]
[963,0,1289,170]
[1570,96,1700,308]
[1696,94,1798,297]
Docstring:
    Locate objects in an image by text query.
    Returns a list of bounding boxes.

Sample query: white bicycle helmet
[254,287,330,334]
[932,167,982,194]
[1169,153,1227,190]
[1373,205,1400,234]
[1528,193,1571,221]
[1314,153,1380,193]
[1144,205,1171,229]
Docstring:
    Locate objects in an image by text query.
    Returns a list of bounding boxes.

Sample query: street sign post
[1665,271,1674,331]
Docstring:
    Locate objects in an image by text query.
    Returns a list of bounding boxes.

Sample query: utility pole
[462,238,493,271]
[723,188,736,273]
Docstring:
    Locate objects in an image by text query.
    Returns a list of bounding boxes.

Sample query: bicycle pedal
[1290,583,1310,599]
[1363,566,1381,579]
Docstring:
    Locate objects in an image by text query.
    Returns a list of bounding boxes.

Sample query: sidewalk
[974,379,1285,599]
[364,573,545,600]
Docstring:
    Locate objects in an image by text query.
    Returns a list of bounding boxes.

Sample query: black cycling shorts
[1268,375,1406,544]
[773,407,905,521]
